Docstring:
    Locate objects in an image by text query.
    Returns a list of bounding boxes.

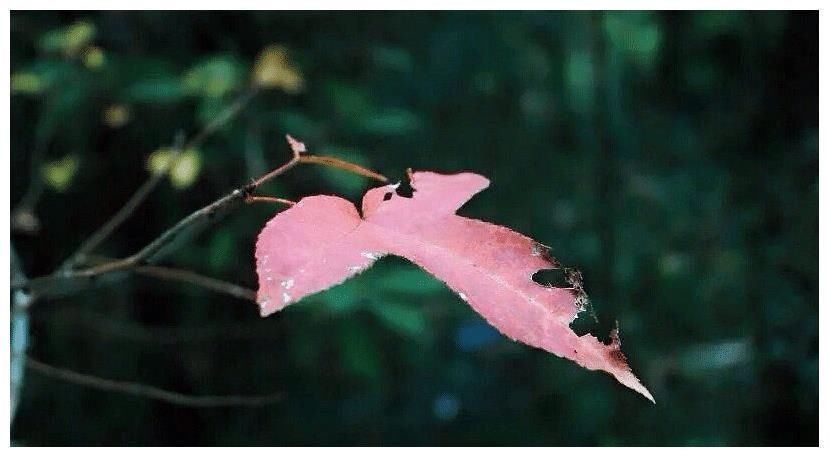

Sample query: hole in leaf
[569,308,597,337]
[395,174,416,198]
[572,314,616,344]
[531,269,569,288]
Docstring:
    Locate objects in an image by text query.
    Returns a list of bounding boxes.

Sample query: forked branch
[16,134,387,299]
[60,86,262,272]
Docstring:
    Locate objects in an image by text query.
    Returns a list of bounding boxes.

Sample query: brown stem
[133,264,256,302]
[25,356,282,407]
[60,87,260,272]
[16,134,387,299]
[250,136,302,187]
[60,132,186,271]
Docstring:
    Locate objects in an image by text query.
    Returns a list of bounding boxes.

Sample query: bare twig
[15,134,387,299]
[249,133,304,187]
[133,264,256,302]
[11,127,51,234]
[59,132,186,272]
[76,254,256,302]
[25,356,282,407]
[188,86,259,148]
[60,87,260,272]
[11,104,58,234]
[21,189,251,297]
[14,137,49,215]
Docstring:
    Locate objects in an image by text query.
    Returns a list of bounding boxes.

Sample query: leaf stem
[299,155,388,183]
[245,195,296,206]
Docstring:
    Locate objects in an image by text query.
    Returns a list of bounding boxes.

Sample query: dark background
[10,11,818,445]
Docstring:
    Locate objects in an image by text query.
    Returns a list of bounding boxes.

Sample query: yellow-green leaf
[11,73,44,95]
[83,46,106,69]
[145,147,202,189]
[169,149,202,189]
[39,20,96,57]
[41,155,79,192]
[252,45,304,93]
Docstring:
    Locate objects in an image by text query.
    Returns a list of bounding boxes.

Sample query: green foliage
[182,55,247,98]
[328,82,421,136]
[41,155,79,192]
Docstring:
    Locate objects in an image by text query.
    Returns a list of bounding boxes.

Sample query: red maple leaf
[255,170,654,402]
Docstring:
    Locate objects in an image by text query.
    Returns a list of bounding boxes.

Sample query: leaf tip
[620,372,656,403]
[607,324,655,403]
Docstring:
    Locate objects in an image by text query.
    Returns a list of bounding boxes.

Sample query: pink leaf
[255,171,654,402]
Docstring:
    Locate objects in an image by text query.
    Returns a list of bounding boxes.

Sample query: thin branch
[188,86,259,149]
[249,134,303,187]
[76,254,255,302]
[21,189,251,297]
[14,137,49,214]
[12,95,60,232]
[133,264,256,302]
[59,132,186,271]
[60,86,260,272]
[16,134,387,299]
[250,135,388,186]
[25,356,283,407]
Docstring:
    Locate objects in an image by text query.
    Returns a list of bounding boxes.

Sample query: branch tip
[285,133,307,156]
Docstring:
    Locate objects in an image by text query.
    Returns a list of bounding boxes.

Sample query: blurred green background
[10,11,817,445]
